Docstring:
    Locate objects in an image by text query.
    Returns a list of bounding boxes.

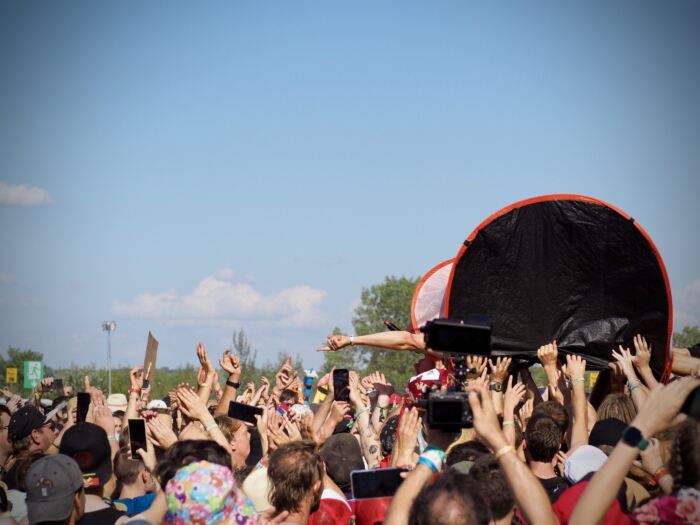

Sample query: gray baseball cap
[26,455,84,525]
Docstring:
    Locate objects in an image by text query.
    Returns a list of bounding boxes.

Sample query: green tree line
[2,272,699,399]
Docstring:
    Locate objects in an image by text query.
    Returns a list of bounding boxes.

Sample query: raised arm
[633,335,660,390]
[124,365,144,424]
[538,342,565,405]
[488,357,511,415]
[502,375,526,447]
[195,342,217,404]
[671,348,700,375]
[468,384,558,525]
[612,345,648,409]
[564,354,588,452]
[569,376,700,525]
[214,349,241,416]
[349,372,381,468]
[318,330,426,353]
[312,370,335,435]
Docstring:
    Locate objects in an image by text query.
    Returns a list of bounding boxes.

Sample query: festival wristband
[420,446,446,473]
[417,457,438,473]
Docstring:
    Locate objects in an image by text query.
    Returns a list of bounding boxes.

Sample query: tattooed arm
[350,372,381,468]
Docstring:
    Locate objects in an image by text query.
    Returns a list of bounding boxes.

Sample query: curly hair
[669,418,700,492]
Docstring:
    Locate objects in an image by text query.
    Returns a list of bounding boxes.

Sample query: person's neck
[0,448,12,466]
[529,460,556,479]
[84,492,109,512]
[284,502,312,525]
[119,482,145,499]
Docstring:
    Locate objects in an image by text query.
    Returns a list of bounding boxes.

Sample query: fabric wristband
[205,423,218,432]
[355,406,370,419]
[420,446,446,473]
[418,457,439,473]
[226,379,241,389]
[571,377,585,384]
[651,467,670,485]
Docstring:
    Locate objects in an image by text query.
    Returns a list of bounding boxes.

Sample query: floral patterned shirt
[631,487,700,525]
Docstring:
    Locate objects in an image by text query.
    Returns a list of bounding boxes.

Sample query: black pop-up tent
[444,194,672,377]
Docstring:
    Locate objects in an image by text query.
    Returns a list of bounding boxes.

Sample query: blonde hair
[214,415,242,442]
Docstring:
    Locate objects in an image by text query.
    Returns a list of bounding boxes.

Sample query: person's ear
[312,479,322,495]
[74,488,86,520]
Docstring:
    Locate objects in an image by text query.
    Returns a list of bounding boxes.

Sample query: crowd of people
[1,333,699,525]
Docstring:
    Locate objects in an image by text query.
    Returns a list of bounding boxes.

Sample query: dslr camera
[419,317,491,430]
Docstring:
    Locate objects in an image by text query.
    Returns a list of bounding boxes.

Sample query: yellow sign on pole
[6,367,18,384]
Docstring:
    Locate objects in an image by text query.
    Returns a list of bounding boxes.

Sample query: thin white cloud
[674,277,700,329]
[0,181,52,206]
[113,268,326,327]
[0,273,15,284]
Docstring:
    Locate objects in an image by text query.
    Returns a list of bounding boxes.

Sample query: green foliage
[673,326,700,349]
[2,328,310,402]
[0,347,46,397]
[321,275,420,389]
[353,275,419,388]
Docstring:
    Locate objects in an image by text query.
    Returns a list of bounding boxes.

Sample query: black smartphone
[681,386,700,419]
[53,378,64,393]
[142,378,150,389]
[333,369,350,402]
[351,467,408,499]
[228,401,264,425]
[128,419,147,459]
[77,392,90,423]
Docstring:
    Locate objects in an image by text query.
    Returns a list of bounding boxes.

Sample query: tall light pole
[102,321,116,395]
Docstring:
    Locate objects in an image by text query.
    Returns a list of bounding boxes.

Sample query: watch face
[622,426,643,447]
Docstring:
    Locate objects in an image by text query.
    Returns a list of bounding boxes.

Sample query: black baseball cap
[8,405,49,442]
[59,422,112,487]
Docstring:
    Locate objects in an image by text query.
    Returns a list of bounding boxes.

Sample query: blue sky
[1,1,699,371]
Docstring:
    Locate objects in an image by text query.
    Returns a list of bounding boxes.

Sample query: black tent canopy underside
[446,198,670,374]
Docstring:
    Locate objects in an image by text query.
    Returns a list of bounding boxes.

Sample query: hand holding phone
[333,369,350,402]
[128,419,147,459]
[77,392,90,423]
[228,401,264,425]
